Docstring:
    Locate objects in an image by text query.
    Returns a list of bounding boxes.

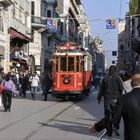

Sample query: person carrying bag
[1,74,16,112]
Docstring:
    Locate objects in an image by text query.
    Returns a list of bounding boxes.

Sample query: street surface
[0,90,124,140]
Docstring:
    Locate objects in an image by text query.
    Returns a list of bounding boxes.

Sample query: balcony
[46,0,57,7]
[31,16,47,30]
[0,0,13,8]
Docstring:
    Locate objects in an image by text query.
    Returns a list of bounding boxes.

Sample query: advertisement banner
[106,19,116,29]
[47,18,57,30]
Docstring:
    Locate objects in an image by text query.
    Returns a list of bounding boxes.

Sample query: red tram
[52,42,92,99]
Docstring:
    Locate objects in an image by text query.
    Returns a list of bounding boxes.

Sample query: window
[47,10,51,17]
[48,38,51,46]
[25,13,28,26]
[68,57,74,71]
[55,57,58,72]
[31,30,34,42]
[19,9,22,22]
[87,58,92,71]
[76,56,79,72]
[31,1,35,15]
[0,16,4,32]
[12,4,16,18]
[60,57,66,71]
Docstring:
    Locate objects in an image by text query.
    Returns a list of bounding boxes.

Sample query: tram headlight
[63,77,71,84]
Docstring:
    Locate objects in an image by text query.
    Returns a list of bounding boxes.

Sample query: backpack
[3,80,12,91]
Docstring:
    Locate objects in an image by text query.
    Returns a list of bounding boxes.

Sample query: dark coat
[114,88,140,140]
[97,74,123,100]
[42,75,52,91]
[22,75,29,88]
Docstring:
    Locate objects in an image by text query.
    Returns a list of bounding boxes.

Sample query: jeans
[31,86,38,99]
[103,97,121,135]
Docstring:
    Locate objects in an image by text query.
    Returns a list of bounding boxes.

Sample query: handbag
[0,84,4,94]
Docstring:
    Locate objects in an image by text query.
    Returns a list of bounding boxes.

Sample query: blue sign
[106,19,116,29]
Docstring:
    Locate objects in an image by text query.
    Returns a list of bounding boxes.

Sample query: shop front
[10,29,30,72]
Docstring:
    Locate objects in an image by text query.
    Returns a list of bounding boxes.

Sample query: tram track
[22,102,75,140]
[0,101,60,132]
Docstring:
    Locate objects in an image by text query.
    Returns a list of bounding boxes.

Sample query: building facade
[9,0,31,73]
[118,0,140,73]
[30,0,91,74]
[0,0,13,72]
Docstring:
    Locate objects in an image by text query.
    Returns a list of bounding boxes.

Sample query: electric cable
[119,0,123,18]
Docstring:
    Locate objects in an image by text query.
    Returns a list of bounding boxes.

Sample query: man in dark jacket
[97,65,123,136]
[42,73,52,101]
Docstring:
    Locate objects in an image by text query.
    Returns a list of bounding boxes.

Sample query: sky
[81,0,130,65]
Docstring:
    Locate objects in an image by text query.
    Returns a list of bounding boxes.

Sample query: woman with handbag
[1,74,16,112]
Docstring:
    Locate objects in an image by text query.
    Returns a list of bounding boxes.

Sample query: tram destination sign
[57,43,78,51]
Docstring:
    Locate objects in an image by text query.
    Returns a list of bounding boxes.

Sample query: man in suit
[113,73,140,140]
[91,73,140,140]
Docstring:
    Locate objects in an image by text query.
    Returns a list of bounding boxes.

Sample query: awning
[10,30,30,43]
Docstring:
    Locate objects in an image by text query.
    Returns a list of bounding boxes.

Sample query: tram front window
[76,56,79,72]
[60,57,66,71]
[68,57,74,71]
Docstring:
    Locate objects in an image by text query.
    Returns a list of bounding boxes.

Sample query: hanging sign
[47,18,57,30]
[106,19,116,29]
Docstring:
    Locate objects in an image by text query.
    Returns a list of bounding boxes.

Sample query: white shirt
[29,75,39,87]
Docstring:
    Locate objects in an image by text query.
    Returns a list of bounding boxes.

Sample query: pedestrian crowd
[90,65,140,140]
[0,67,52,112]
[0,65,140,140]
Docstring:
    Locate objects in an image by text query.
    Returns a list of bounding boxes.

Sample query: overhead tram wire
[119,0,123,18]
[32,13,140,23]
